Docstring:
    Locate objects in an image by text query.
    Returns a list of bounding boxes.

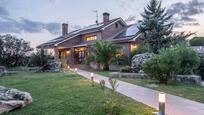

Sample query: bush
[60,58,67,69]
[28,49,53,67]
[198,56,204,80]
[111,54,129,66]
[120,66,133,73]
[175,45,200,74]
[190,37,204,46]
[142,48,179,84]
[142,45,200,84]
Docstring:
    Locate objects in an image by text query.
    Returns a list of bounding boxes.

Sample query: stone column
[54,46,59,59]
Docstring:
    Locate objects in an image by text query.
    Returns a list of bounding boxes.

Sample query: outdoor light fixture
[67,66,70,69]
[158,93,166,115]
[91,73,93,77]
[74,68,78,72]
[91,73,94,81]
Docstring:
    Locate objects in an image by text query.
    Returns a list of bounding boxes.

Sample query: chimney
[62,23,68,35]
[103,12,110,24]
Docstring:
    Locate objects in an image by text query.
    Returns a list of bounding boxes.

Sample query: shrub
[190,37,204,46]
[198,56,204,80]
[28,49,53,67]
[142,48,179,84]
[60,58,67,69]
[175,45,200,74]
[142,45,200,84]
[84,55,94,65]
[99,79,120,115]
[111,54,129,66]
[120,66,133,73]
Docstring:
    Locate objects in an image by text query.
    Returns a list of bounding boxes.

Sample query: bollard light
[91,73,94,87]
[158,93,166,115]
[74,68,78,72]
[91,73,94,77]
[67,66,70,69]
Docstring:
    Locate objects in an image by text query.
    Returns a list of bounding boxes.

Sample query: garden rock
[131,53,153,72]
[0,66,8,77]
[175,75,202,85]
[41,59,61,72]
[0,86,32,114]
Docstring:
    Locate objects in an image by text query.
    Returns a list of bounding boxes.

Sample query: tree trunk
[103,63,109,71]
[96,63,100,70]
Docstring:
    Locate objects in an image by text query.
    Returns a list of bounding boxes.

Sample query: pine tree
[139,0,173,53]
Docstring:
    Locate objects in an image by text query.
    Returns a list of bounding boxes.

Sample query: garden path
[76,69,204,115]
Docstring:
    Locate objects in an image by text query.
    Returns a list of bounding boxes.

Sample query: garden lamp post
[67,65,70,70]
[158,93,166,115]
[74,68,78,72]
[91,73,94,86]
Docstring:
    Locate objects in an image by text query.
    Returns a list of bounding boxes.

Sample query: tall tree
[0,34,33,67]
[91,41,118,71]
[139,0,173,53]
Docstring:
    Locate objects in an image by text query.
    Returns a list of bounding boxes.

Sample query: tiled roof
[37,18,121,48]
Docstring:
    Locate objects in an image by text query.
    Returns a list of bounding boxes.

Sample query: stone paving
[76,69,204,115]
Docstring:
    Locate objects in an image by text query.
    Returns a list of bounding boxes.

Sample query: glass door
[74,47,86,64]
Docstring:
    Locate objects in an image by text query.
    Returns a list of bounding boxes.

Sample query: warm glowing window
[131,44,138,51]
[85,36,97,41]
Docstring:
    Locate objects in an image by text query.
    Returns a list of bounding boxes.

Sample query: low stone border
[110,72,202,85]
[110,72,149,79]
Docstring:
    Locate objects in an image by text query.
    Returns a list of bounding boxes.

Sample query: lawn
[0,71,155,115]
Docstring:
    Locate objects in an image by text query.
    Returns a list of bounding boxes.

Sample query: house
[37,12,142,67]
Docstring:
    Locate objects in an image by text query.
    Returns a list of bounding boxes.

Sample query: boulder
[175,75,202,85]
[41,59,61,72]
[0,66,8,77]
[131,53,153,72]
[0,86,32,114]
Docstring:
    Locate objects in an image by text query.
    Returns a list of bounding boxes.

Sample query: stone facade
[101,21,124,39]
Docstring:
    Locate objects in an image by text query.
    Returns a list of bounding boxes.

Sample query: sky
[0,0,204,48]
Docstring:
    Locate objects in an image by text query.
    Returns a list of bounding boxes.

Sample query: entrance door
[74,47,86,64]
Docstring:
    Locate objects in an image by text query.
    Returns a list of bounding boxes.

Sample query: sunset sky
[0,0,204,48]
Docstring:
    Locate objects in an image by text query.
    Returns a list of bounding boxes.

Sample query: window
[85,36,97,41]
[115,23,118,28]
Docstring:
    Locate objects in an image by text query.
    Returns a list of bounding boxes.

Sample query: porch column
[54,46,59,59]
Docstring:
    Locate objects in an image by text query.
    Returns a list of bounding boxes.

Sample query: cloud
[167,0,204,28]
[125,15,136,23]
[115,0,136,10]
[0,6,9,17]
[0,6,60,34]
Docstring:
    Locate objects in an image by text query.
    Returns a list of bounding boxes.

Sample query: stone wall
[110,72,202,85]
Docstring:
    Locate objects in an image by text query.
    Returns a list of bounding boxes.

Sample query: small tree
[139,0,173,53]
[91,41,118,71]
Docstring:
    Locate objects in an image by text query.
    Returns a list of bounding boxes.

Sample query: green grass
[118,78,204,103]
[0,72,155,115]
